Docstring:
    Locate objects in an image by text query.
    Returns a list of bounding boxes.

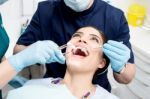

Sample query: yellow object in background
[127,4,146,27]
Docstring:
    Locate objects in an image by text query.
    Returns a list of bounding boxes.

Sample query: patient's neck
[62,70,96,98]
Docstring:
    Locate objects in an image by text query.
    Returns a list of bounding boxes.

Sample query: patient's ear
[98,58,106,69]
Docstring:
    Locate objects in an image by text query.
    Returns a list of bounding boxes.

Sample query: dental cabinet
[108,0,150,99]
[128,26,150,99]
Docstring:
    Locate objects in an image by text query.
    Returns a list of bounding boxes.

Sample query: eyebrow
[75,31,102,42]
[89,34,101,41]
[75,31,84,34]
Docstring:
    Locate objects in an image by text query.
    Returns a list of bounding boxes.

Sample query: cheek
[66,58,85,70]
[65,47,71,54]
[69,38,79,44]
[89,52,102,64]
[65,41,74,54]
[88,41,101,49]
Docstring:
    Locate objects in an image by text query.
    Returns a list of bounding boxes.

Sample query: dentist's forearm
[13,44,28,54]
[0,60,17,89]
[113,63,136,84]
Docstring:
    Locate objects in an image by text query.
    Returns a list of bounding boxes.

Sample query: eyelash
[72,33,99,43]
[90,37,99,43]
[72,33,81,38]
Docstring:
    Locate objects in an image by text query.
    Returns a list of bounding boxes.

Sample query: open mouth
[73,47,89,57]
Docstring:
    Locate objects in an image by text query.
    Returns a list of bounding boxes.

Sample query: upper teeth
[81,48,87,53]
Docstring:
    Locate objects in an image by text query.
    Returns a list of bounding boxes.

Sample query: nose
[78,39,87,44]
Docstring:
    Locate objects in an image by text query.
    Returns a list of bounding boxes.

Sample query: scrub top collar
[62,0,98,16]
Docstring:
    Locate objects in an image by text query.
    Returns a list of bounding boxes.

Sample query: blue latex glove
[103,40,130,73]
[8,41,65,72]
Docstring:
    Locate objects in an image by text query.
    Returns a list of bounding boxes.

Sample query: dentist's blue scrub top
[16,0,134,92]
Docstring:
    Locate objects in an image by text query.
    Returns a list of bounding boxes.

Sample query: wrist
[113,64,126,74]
[8,55,24,72]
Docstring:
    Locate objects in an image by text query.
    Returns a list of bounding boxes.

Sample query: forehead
[76,27,101,37]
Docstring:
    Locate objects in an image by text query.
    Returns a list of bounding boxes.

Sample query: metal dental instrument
[58,42,75,55]
[59,42,74,50]
[58,44,68,56]
[59,43,74,56]
[59,43,103,56]
[59,44,68,50]
[92,45,103,50]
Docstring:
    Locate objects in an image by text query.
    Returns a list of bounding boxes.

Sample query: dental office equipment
[92,45,103,50]
[59,42,103,56]
[59,44,68,50]
[58,42,74,55]
[59,42,103,50]
[59,42,74,50]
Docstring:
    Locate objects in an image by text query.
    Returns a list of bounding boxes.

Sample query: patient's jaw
[65,27,105,74]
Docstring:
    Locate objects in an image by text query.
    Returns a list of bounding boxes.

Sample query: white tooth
[72,46,76,49]
[73,47,78,54]
[81,48,88,56]
[81,48,85,52]
[77,47,81,49]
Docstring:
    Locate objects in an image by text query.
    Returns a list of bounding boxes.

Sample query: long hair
[85,26,110,82]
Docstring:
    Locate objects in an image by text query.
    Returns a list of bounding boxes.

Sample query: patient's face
[66,27,105,73]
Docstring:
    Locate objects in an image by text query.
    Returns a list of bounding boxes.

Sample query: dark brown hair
[83,26,110,82]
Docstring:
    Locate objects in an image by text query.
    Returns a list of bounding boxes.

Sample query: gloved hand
[8,40,65,72]
[103,40,130,73]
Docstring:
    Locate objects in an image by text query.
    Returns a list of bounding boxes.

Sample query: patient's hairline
[76,26,107,44]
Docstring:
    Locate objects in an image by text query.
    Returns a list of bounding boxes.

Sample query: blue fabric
[0,90,2,99]
[16,0,134,92]
[0,13,9,99]
[8,76,29,88]
[0,0,8,5]
[0,14,9,60]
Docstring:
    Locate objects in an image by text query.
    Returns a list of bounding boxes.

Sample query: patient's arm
[113,63,136,84]
[0,60,17,89]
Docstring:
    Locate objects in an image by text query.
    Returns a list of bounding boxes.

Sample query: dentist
[14,0,136,92]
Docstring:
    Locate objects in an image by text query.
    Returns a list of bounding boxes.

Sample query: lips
[72,47,89,57]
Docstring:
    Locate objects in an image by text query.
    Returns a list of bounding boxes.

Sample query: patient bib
[7,78,119,99]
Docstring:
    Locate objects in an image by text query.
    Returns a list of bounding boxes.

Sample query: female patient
[7,26,118,99]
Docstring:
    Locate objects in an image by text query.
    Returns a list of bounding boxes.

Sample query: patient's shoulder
[92,85,119,99]
[7,85,63,99]
[7,82,75,99]
[25,77,62,87]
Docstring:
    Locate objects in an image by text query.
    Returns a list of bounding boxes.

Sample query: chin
[66,60,84,68]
